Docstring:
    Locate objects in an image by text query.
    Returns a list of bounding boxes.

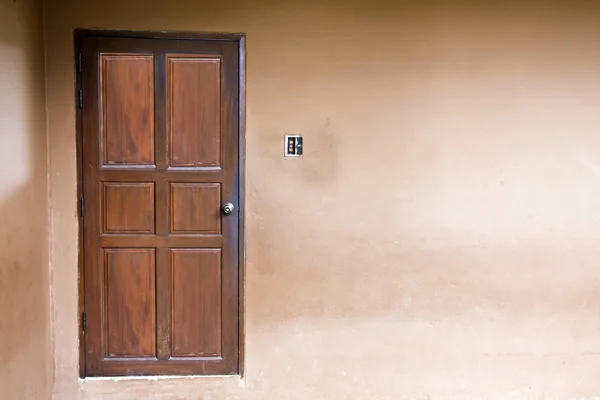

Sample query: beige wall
[44,0,600,398]
[0,0,52,398]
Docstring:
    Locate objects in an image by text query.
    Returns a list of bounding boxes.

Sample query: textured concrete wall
[45,0,600,398]
[0,0,51,398]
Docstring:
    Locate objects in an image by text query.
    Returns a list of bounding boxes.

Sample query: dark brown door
[79,32,241,376]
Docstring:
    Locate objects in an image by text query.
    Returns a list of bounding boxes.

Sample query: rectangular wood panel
[103,182,155,234]
[170,183,221,234]
[102,55,155,166]
[168,56,221,167]
[171,249,222,357]
[105,248,156,357]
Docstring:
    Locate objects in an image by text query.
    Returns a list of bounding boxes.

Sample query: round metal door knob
[222,202,235,215]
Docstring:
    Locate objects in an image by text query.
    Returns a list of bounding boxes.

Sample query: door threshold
[81,374,243,383]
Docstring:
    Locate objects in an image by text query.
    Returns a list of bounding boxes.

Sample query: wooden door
[78,32,242,376]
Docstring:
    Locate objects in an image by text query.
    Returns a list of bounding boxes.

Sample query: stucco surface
[44,0,600,398]
[0,0,52,398]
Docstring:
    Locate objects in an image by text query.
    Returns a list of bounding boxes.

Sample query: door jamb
[74,29,246,378]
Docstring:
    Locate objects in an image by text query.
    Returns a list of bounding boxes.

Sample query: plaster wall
[0,0,51,398]
[44,1,600,398]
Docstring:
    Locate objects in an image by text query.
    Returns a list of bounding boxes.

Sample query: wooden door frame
[74,29,246,378]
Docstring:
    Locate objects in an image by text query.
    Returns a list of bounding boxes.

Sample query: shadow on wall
[240,0,600,328]
[0,0,51,398]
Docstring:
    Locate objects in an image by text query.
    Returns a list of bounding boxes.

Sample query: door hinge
[79,196,84,217]
[78,89,83,109]
[77,53,82,73]
[81,312,87,332]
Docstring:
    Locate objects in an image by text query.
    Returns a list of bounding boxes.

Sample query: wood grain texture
[171,249,222,357]
[104,248,156,357]
[168,56,221,167]
[103,182,155,234]
[76,29,245,40]
[81,34,241,377]
[102,55,155,165]
[170,183,221,234]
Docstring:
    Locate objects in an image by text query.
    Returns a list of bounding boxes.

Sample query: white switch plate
[285,135,303,157]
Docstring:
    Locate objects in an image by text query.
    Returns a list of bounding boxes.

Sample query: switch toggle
[285,135,303,157]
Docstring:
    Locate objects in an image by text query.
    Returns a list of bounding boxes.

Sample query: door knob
[222,202,235,215]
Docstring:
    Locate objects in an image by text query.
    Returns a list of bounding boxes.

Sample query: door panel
[168,56,222,167]
[103,182,155,234]
[105,248,156,357]
[170,183,222,234]
[101,54,155,166]
[171,249,222,357]
[80,34,240,376]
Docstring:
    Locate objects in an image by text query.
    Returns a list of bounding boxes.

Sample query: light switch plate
[285,135,303,157]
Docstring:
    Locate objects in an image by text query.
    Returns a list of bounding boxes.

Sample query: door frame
[74,29,246,378]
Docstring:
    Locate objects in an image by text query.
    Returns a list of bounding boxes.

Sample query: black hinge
[79,196,84,217]
[81,312,87,332]
[77,53,82,73]
[78,89,83,109]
